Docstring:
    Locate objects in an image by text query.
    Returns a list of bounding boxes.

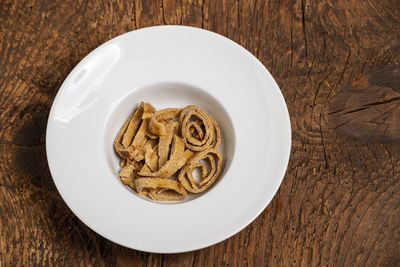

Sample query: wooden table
[1,0,399,266]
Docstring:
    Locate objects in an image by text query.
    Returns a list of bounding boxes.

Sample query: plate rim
[46,25,292,253]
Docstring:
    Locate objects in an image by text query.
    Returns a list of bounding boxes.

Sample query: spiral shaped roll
[178,148,222,193]
[179,105,221,152]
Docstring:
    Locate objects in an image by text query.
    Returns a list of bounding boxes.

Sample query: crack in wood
[301,0,307,61]
[1,0,400,266]
[160,0,166,25]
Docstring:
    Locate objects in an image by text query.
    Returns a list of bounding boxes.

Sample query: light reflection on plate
[46,26,291,253]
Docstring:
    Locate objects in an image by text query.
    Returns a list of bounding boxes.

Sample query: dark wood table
[1,0,399,266]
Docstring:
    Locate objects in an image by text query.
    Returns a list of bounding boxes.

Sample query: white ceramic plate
[46,25,291,253]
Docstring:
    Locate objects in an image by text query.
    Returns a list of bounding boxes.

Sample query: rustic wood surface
[1,0,399,266]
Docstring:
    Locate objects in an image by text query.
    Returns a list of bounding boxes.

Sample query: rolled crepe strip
[179,105,221,151]
[178,148,222,193]
[188,120,204,140]
[114,102,223,201]
[135,178,187,201]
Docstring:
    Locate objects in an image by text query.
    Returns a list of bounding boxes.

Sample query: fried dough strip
[188,121,204,140]
[142,102,158,139]
[158,122,178,168]
[145,146,159,172]
[118,165,135,189]
[179,105,221,151]
[114,103,144,157]
[120,158,127,168]
[142,102,156,119]
[178,148,222,193]
[116,102,223,201]
[149,108,182,136]
[135,178,187,201]
[138,135,186,178]
[140,164,152,173]
[131,118,150,150]
[132,161,145,178]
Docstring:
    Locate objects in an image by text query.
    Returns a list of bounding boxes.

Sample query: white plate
[46,25,291,253]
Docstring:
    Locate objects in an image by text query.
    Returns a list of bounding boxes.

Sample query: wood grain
[328,66,400,142]
[0,0,399,266]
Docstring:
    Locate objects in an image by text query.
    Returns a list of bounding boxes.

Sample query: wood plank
[0,0,399,266]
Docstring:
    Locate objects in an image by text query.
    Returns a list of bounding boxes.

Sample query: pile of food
[114,102,223,201]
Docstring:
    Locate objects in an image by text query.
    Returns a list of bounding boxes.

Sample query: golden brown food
[179,105,221,151]
[138,135,187,178]
[135,178,187,201]
[114,102,223,201]
[114,103,143,158]
[178,148,222,193]
[118,165,135,189]
[158,122,178,167]
[148,108,182,136]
